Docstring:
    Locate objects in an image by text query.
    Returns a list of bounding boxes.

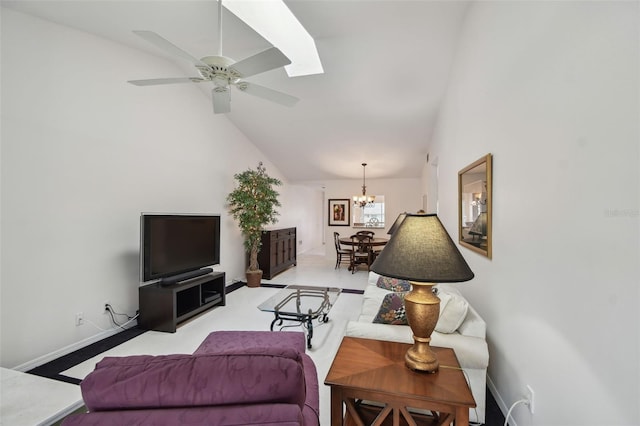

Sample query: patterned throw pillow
[376,276,411,292]
[373,292,408,325]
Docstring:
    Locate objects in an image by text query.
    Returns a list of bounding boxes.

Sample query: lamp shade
[371,214,474,283]
[387,212,407,235]
[469,211,488,237]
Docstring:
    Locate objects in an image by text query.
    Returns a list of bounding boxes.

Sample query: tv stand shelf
[138,272,226,333]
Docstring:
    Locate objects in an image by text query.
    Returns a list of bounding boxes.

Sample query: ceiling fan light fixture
[213,76,228,87]
[212,87,231,114]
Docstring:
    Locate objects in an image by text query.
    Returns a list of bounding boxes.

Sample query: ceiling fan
[127,0,299,114]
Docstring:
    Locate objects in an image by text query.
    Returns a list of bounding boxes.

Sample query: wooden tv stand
[138,272,226,332]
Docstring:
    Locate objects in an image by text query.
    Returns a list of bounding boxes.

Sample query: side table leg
[454,407,469,426]
[330,388,344,426]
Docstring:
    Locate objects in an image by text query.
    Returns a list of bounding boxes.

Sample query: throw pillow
[373,292,407,325]
[376,276,411,292]
[371,289,470,333]
[435,291,469,333]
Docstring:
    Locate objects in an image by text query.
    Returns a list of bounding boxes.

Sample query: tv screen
[140,213,221,282]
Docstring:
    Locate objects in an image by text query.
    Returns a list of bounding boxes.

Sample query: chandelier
[353,163,375,208]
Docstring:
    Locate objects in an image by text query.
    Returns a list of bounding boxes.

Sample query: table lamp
[371,213,474,372]
[387,212,407,235]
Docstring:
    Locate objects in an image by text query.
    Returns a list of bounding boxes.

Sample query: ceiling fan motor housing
[198,56,241,87]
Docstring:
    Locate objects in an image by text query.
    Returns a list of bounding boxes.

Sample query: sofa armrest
[194,331,306,355]
[344,321,489,370]
[300,354,320,426]
[457,304,486,339]
[345,320,413,345]
[368,271,382,286]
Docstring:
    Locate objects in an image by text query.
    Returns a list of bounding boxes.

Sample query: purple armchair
[62,331,320,426]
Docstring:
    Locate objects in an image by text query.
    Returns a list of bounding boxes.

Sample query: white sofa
[344,272,489,424]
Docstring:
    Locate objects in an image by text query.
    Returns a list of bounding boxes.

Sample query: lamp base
[404,282,440,373]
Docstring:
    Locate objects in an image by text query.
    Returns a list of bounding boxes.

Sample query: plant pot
[246,270,263,288]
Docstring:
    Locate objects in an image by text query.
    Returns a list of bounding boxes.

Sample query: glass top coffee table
[258,285,341,349]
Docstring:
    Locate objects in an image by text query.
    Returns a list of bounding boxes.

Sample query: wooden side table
[324,337,476,426]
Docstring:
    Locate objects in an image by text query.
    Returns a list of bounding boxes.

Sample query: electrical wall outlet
[526,385,535,414]
[104,300,110,313]
[75,312,84,326]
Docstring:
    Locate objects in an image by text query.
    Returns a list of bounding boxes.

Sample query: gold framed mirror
[458,154,493,259]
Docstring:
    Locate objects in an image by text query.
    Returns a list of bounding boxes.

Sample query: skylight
[224,0,324,77]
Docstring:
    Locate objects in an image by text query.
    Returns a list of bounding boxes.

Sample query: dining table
[339,236,388,272]
[338,236,389,247]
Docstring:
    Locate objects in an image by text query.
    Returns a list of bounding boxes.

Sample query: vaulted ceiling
[2,0,470,183]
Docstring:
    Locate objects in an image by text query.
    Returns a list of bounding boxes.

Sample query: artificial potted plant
[226,162,282,287]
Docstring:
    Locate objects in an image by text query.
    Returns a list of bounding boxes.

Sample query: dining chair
[356,230,375,238]
[333,232,352,269]
[349,234,374,274]
[370,242,384,263]
[355,231,378,263]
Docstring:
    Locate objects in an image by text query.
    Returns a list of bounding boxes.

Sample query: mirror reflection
[458,154,492,258]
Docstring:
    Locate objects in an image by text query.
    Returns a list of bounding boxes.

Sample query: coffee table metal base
[258,285,341,349]
[269,310,329,349]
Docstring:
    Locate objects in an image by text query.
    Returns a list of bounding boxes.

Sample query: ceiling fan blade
[230,47,291,78]
[128,77,204,86]
[133,31,207,67]
[237,82,299,107]
[212,87,231,114]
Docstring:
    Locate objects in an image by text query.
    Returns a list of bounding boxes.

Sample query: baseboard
[14,282,245,373]
[487,374,514,426]
[12,324,137,373]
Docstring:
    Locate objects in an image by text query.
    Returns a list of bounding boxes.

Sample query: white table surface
[1,367,83,425]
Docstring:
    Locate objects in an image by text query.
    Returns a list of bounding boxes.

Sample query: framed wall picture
[328,199,351,226]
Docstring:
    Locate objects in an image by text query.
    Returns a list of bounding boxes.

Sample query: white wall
[428,1,639,425]
[421,156,439,214]
[0,9,320,368]
[277,184,324,256]
[321,177,423,258]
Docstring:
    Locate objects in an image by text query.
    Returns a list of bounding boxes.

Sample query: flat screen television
[140,213,221,283]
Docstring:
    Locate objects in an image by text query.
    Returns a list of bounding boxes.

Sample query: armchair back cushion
[81,350,306,412]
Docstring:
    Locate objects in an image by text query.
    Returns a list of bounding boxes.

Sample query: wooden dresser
[258,227,297,279]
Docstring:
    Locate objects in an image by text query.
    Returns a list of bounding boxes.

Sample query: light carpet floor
[62,250,369,426]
